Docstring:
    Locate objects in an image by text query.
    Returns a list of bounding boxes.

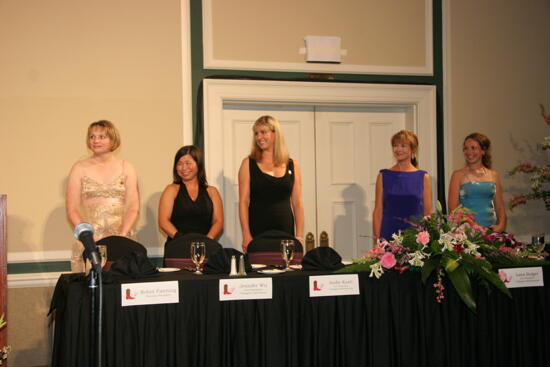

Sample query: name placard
[309,274,360,297]
[498,267,544,288]
[121,281,179,307]
[219,278,273,301]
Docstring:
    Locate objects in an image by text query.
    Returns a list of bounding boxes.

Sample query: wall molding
[8,272,63,288]
[442,0,453,199]
[180,0,193,144]
[8,247,163,263]
[202,0,433,76]
[203,79,438,247]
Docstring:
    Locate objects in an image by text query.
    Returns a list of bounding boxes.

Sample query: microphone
[74,222,101,268]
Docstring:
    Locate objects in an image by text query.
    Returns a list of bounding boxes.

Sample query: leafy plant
[337,203,549,312]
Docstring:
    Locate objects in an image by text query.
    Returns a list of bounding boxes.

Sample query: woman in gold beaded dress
[66,120,139,272]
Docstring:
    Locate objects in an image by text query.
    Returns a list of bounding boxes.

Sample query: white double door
[222,105,405,259]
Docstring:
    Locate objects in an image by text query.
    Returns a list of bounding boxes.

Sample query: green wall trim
[191,0,445,204]
[8,262,71,274]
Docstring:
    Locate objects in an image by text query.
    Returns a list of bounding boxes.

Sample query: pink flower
[368,247,386,259]
[472,224,485,234]
[380,252,396,269]
[544,114,550,125]
[510,194,528,206]
[395,265,410,274]
[519,162,538,173]
[416,231,430,246]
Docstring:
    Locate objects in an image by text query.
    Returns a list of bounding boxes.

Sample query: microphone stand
[87,255,103,367]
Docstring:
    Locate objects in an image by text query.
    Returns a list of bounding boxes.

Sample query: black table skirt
[50,267,550,367]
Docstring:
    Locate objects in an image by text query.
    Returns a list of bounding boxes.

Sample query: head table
[50,266,550,367]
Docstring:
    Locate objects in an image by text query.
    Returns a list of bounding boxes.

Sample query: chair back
[163,233,222,268]
[96,235,148,271]
[247,230,303,266]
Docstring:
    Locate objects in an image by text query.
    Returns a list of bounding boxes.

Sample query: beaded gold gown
[71,168,134,272]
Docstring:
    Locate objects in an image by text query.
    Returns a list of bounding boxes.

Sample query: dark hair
[172,145,208,188]
[463,132,492,169]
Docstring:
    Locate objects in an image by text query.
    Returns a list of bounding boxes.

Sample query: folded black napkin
[301,247,345,271]
[103,252,159,282]
[203,248,252,274]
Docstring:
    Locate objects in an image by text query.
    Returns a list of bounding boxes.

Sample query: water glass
[97,245,108,268]
[280,240,295,270]
[191,242,206,274]
[531,233,546,255]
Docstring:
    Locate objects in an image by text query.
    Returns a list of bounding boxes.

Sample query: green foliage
[335,204,545,312]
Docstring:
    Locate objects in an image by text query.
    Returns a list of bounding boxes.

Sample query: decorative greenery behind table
[338,203,549,312]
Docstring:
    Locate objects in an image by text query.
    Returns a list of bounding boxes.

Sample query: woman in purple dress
[373,130,433,242]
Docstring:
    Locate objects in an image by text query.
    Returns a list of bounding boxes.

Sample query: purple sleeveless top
[380,169,426,241]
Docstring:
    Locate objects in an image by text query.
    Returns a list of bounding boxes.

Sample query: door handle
[319,231,329,247]
[305,232,315,252]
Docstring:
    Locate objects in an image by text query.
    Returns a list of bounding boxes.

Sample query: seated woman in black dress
[238,115,305,252]
[158,145,224,243]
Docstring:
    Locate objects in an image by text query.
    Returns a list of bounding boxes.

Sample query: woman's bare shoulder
[450,167,468,178]
[70,157,93,174]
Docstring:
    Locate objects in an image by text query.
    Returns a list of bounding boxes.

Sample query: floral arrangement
[0,314,10,365]
[509,104,550,211]
[338,203,548,312]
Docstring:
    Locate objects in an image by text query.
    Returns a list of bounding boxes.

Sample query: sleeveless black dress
[169,183,213,238]
[249,158,295,237]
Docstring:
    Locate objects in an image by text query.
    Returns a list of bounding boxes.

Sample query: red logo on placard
[223,284,233,295]
[125,288,136,300]
[313,280,323,291]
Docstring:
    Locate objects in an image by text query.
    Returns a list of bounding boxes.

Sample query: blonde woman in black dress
[238,115,304,252]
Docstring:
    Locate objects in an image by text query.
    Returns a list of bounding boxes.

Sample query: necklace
[469,167,486,177]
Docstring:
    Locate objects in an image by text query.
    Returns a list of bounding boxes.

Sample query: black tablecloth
[50,267,550,367]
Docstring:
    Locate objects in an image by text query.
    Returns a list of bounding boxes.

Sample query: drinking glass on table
[531,233,546,258]
[280,239,295,270]
[97,245,108,268]
[191,241,206,274]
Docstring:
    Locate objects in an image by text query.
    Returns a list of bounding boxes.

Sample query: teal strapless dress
[459,181,497,227]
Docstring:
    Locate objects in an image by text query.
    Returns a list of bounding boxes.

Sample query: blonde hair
[86,120,121,151]
[391,130,419,167]
[249,115,289,166]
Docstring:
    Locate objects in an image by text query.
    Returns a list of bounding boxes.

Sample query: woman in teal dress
[448,133,506,231]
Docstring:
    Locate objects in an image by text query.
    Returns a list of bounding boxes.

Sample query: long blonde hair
[249,115,289,166]
[391,130,419,167]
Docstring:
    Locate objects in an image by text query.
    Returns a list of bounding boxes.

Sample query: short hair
[463,132,492,169]
[172,145,208,188]
[249,115,289,166]
[391,130,419,167]
[86,120,121,151]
